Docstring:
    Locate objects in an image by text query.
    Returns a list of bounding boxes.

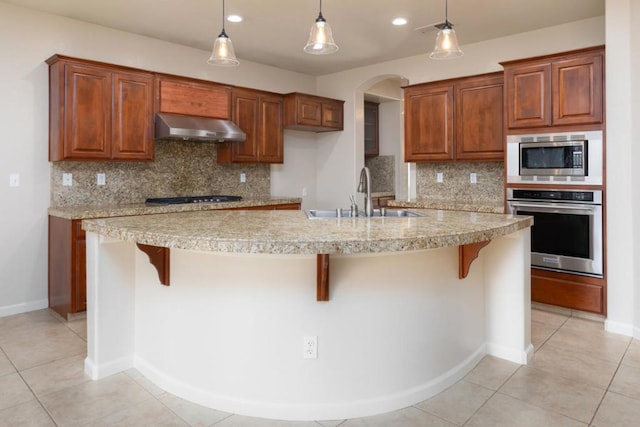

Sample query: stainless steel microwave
[506,131,603,186]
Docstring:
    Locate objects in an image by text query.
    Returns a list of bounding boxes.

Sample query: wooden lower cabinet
[48,203,301,318]
[531,268,606,315]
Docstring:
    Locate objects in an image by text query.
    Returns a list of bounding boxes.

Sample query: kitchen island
[82,209,532,421]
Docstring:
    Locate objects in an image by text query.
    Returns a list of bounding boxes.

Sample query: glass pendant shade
[303,5,338,55]
[430,25,463,59]
[208,30,239,66]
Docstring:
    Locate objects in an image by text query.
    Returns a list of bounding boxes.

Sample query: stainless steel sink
[306,209,424,219]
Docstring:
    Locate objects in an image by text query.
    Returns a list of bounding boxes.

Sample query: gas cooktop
[145,195,242,205]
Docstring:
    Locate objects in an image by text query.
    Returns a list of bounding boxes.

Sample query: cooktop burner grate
[145,195,242,205]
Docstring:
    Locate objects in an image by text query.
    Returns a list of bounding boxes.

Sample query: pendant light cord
[222,0,226,33]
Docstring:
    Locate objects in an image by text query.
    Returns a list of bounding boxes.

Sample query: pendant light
[207,0,239,66]
[429,0,463,59]
[304,0,339,55]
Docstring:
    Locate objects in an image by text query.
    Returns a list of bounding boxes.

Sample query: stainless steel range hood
[155,113,246,142]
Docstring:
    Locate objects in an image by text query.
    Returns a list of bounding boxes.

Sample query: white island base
[85,229,531,421]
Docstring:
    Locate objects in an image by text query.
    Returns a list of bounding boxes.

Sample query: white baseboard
[605,319,639,339]
[0,299,48,318]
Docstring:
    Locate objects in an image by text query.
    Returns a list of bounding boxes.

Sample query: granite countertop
[388,199,504,214]
[82,209,532,255]
[48,197,302,220]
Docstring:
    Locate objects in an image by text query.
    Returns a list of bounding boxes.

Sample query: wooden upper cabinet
[404,72,504,162]
[504,63,551,129]
[47,55,154,161]
[502,46,604,131]
[404,84,455,162]
[284,93,344,132]
[364,101,379,157]
[155,77,231,119]
[217,88,284,164]
[455,75,504,161]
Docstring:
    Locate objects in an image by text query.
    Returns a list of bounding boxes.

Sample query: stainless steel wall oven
[506,188,603,278]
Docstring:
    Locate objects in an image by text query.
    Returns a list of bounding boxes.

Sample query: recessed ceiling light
[392,17,407,26]
[227,15,243,23]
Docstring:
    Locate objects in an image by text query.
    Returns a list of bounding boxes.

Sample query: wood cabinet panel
[284,93,344,132]
[552,54,603,126]
[49,216,86,318]
[112,71,155,160]
[404,84,454,161]
[156,78,231,119]
[455,75,504,161]
[217,88,284,163]
[364,101,379,157]
[502,46,604,131]
[47,55,155,161]
[531,268,605,315]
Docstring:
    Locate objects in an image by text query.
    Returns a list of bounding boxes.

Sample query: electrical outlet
[470,173,477,184]
[240,172,246,183]
[303,336,317,359]
[302,187,307,197]
[97,173,106,186]
[9,173,19,187]
[436,172,443,183]
[62,173,73,187]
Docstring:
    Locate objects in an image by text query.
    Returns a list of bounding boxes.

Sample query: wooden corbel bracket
[136,244,170,286]
[317,254,330,301]
[458,240,491,279]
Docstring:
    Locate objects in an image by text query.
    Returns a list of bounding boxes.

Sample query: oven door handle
[508,202,598,215]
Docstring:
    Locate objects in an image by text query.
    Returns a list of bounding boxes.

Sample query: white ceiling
[3,0,605,75]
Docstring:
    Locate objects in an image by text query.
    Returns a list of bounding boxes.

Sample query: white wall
[0,2,317,316]
[605,0,640,338]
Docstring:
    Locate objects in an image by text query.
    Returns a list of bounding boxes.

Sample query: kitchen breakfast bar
[81,208,533,421]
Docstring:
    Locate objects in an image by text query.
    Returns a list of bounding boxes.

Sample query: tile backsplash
[365,155,395,193]
[50,140,270,207]
[416,162,504,203]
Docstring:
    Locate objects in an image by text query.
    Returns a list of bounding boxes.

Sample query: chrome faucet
[357,166,373,217]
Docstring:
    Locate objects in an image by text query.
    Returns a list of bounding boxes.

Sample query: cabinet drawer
[531,270,604,314]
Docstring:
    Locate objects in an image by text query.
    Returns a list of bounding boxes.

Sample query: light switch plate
[62,173,73,187]
[97,173,106,186]
[470,173,477,184]
[9,173,19,187]
[436,172,444,183]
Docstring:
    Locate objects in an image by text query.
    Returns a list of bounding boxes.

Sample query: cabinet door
[297,97,323,127]
[112,71,154,160]
[505,63,551,129]
[364,101,379,157]
[230,89,260,162]
[64,63,112,159]
[404,85,454,161]
[258,94,284,163]
[552,54,603,126]
[73,220,87,313]
[322,101,343,130]
[455,75,504,161]
[157,78,231,119]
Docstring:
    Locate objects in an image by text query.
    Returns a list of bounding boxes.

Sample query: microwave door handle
[508,202,596,216]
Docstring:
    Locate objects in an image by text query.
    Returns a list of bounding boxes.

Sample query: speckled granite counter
[82,209,531,255]
[388,199,504,214]
[48,197,302,220]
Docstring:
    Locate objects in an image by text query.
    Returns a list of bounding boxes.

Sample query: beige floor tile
[0,350,15,377]
[0,372,36,411]
[531,321,556,351]
[21,353,89,397]
[531,309,569,328]
[65,317,87,341]
[39,372,152,425]
[592,392,640,427]
[465,355,520,390]
[1,323,87,371]
[0,310,60,339]
[82,397,188,426]
[216,414,321,426]
[545,324,630,364]
[158,393,231,426]
[317,420,346,427]
[530,343,618,388]
[338,406,455,427]
[414,380,494,425]
[125,368,166,397]
[621,338,640,369]
[464,393,586,427]
[609,364,640,400]
[499,366,604,423]
[561,317,606,333]
[0,400,55,427]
